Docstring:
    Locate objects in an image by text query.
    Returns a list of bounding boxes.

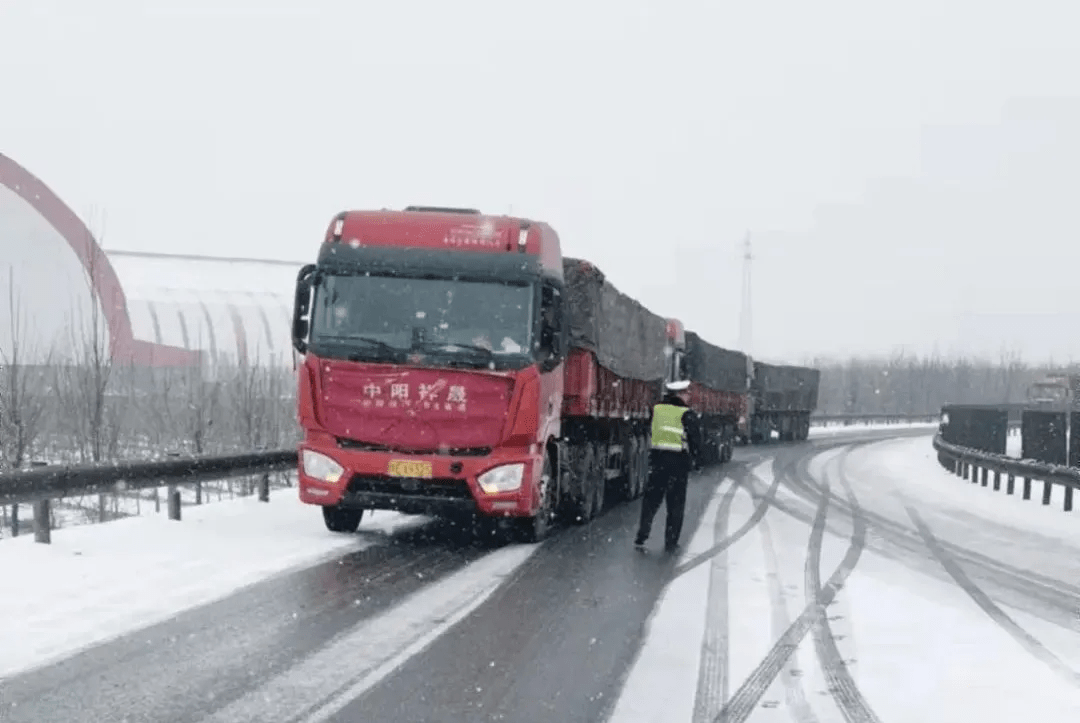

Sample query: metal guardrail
[1,449,296,543]
[0,413,947,545]
[811,413,941,425]
[933,433,1079,512]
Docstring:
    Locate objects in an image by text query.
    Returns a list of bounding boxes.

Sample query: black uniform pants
[635,449,690,546]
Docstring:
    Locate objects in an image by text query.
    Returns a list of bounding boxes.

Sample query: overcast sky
[2,0,1079,364]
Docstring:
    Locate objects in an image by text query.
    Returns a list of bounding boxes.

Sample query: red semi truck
[290,207,664,541]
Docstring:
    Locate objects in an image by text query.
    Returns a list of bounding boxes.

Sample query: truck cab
[1026,374,1080,409]
[664,318,688,386]
[291,207,567,541]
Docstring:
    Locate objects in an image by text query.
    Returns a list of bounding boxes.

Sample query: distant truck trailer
[749,361,820,443]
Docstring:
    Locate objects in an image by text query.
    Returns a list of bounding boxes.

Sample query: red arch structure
[0,152,199,367]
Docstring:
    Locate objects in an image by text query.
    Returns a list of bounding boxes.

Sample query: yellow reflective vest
[651,403,688,452]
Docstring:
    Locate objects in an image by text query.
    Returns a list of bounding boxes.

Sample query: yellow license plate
[387,459,433,478]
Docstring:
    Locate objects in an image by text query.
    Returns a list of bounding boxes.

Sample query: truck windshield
[1029,384,1067,402]
[309,273,535,367]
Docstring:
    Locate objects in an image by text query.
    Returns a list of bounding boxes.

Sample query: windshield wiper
[346,336,402,358]
[421,342,495,357]
[314,336,402,359]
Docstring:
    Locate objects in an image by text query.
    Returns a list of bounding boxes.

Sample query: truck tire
[628,436,645,499]
[517,454,556,543]
[322,504,363,533]
[638,436,652,496]
[591,441,606,516]
[565,443,596,524]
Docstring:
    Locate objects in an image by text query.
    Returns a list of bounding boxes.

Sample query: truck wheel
[628,437,643,499]
[636,437,650,498]
[517,454,556,543]
[592,441,606,516]
[565,443,595,524]
[322,504,363,533]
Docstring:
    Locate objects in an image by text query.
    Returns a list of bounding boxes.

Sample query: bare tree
[54,220,128,464]
[0,267,52,468]
[0,267,54,536]
[181,352,219,456]
[52,222,130,521]
[814,350,1065,416]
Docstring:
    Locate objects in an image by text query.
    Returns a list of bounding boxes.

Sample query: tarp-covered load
[685,331,749,394]
[752,361,820,412]
[563,258,667,382]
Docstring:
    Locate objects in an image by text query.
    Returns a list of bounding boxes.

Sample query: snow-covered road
[4,425,1077,722]
[611,435,1080,722]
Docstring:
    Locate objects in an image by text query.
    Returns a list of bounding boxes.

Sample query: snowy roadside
[0,490,419,679]
[843,435,1080,592]
[608,440,1080,722]
[808,421,939,438]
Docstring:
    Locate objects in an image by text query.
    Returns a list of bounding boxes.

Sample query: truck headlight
[302,449,345,484]
[477,463,525,494]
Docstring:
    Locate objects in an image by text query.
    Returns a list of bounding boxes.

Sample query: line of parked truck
[291,206,820,541]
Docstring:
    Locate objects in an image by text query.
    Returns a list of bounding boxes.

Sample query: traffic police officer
[635,379,700,551]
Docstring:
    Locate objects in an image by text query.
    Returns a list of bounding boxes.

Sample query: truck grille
[336,437,491,457]
[345,474,472,500]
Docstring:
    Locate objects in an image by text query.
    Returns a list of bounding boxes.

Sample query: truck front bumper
[297,438,542,518]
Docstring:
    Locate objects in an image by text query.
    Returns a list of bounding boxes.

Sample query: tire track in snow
[758,505,820,722]
[691,477,740,723]
[675,460,781,579]
[713,448,870,723]
[774,440,1080,620]
[195,544,538,723]
[904,503,1080,689]
[802,453,881,723]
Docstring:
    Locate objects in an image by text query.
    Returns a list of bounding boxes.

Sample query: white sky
[2,0,1078,364]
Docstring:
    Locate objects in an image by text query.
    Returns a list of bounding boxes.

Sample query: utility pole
[738,231,753,355]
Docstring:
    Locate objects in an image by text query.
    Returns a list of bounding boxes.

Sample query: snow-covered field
[611,435,1080,722]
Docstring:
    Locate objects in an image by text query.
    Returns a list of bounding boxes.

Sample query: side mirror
[537,284,563,373]
[539,324,559,373]
[292,264,316,354]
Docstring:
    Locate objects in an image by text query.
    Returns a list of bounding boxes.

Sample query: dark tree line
[811,351,1065,416]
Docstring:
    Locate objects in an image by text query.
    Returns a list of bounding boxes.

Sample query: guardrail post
[993,471,1001,491]
[33,499,51,544]
[1065,486,1074,512]
[10,504,18,537]
[981,468,989,487]
[1007,474,1015,495]
[962,463,969,480]
[195,482,203,505]
[167,486,182,521]
[1042,480,1052,506]
[258,473,270,503]
[1023,478,1032,500]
